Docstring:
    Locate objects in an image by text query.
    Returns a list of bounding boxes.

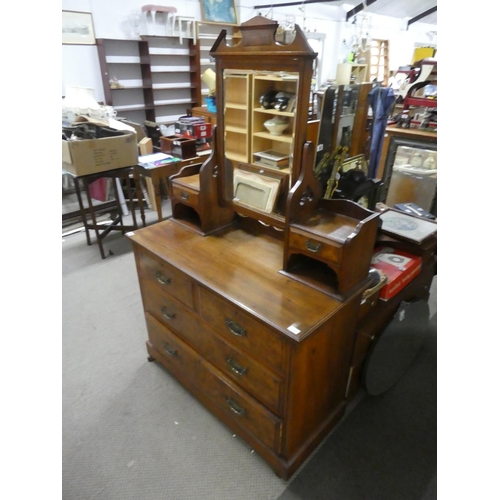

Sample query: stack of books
[253,150,290,170]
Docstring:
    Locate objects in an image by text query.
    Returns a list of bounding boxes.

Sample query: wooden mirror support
[170,126,235,235]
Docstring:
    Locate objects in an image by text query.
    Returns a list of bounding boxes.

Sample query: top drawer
[171,183,200,210]
[137,251,194,310]
[198,286,286,375]
[288,228,343,266]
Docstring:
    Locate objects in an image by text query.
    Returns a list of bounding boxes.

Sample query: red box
[371,247,422,300]
[193,122,211,139]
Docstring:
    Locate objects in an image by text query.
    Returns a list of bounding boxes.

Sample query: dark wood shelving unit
[96,36,201,125]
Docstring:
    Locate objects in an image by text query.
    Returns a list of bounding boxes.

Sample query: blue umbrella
[367,86,395,178]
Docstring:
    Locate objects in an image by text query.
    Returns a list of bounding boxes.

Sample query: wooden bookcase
[96,36,201,125]
[336,63,368,85]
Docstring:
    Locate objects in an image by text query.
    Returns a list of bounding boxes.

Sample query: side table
[135,156,205,223]
[70,166,145,259]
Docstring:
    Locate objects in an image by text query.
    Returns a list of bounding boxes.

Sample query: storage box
[175,116,212,140]
[160,135,197,159]
[370,247,422,300]
[62,130,138,176]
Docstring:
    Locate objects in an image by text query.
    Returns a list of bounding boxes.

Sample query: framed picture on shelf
[200,0,238,25]
[233,169,281,213]
[62,11,96,45]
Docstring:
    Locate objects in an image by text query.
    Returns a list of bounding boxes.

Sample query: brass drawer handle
[225,318,246,337]
[226,397,246,416]
[305,239,322,253]
[227,357,248,376]
[163,343,178,357]
[161,307,176,321]
[181,191,190,200]
[155,271,171,285]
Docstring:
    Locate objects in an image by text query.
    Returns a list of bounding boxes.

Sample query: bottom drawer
[146,313,283,452]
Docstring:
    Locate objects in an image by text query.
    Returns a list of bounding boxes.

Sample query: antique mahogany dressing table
[127,17,436,479]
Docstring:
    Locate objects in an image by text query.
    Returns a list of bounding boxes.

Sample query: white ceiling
[343,0,437,25]
[252,0,437,26]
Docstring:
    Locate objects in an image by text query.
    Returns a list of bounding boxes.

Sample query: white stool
[171,13,196,43]
[141,5,177,37]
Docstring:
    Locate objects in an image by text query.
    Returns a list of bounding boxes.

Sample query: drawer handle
[226,397,246,416]
[305,240,322,253]
[227,357,248,376]
[225,319,246,337]
[163,343,178,357]
[181,191,190,200]
[161,307,176,321]
[155,271,171,285]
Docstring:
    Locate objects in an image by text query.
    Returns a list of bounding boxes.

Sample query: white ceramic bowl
[263,118,289,136]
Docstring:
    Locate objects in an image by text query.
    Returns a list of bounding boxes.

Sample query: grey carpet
[278,314,437,500]
[62,207,436,500]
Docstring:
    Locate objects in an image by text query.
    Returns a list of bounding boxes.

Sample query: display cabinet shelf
[154,98,196,106]
[152,82,195,90]
[150,65,193,72]
[253,131,293,143]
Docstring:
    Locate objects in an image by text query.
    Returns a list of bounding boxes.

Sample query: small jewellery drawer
[288,229,343,266]
[180,319,283,415]
[141,279,199,335]
[171,183,200,209]
[146,313,283,452]
[137,251,194,309]
[198,287,286,375]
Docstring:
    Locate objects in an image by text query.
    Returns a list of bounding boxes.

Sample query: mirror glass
[222,68,300,219]
[385,144,437,214]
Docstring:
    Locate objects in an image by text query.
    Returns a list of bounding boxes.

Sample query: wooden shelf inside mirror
[254,109,295,118]
[253,132,293,143]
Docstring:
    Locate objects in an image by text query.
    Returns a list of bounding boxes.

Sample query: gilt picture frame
[200,0,238,26]
[62,11,96,45]
[233,169,281,213]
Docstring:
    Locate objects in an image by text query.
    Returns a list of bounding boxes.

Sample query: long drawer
[137,251,194,309]
[141,279,199,337]
[146,313,283,452]
[198,286,286,376]
[151,304,284,416]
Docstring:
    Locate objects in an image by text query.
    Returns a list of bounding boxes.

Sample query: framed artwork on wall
[62,11,96,45]
[200,0,238,25]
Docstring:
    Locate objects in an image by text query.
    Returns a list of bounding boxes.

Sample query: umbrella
[367,86,396,178]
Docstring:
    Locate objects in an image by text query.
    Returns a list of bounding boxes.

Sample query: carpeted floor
[62,205,436,500]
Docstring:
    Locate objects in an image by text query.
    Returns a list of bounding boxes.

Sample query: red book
[371,247,422,300]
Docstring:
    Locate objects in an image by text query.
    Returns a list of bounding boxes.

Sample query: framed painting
[62,11,96,45]
[200,0,238,25]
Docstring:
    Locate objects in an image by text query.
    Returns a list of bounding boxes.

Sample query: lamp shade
[201,68,216,94]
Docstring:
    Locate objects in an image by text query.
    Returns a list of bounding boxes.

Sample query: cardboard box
[62,130,138,177]
[370,247,422,300]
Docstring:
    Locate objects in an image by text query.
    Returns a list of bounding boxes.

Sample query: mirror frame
[209,15,317,228]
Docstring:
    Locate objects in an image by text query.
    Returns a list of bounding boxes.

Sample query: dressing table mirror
[212,15,317,228]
